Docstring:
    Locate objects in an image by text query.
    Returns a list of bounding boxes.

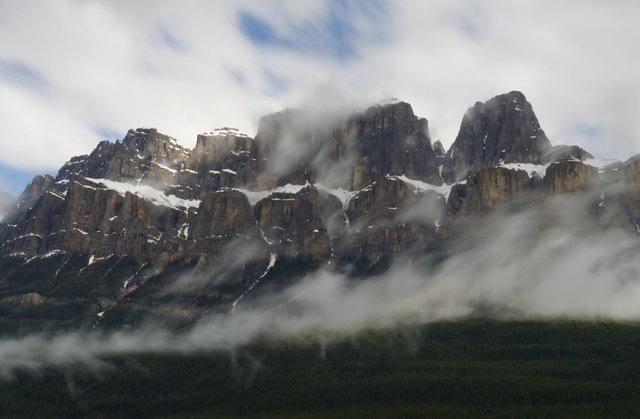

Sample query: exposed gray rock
[448,167,531,215]
[255,187,331,261]
[55,128,190,188]
[5,93,635,330]
[543,160,598,194]
[442,91,551,183]
[433,140,447,166]
[16,174,55,213]
[249,101,443,190]
[351,102,442,188]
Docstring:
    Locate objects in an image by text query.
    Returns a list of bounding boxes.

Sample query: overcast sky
[1,0,638,195]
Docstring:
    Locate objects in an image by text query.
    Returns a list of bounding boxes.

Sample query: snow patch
[87,254,113,266]
[203,127,251,138]
[45,190,65,200]
[498,162,550,178]
[83,178,200,211]
[178,223,189,240]
[25,249,64,264]
[151,161,177,174]
[396,175,457,200]
[315,184,359,209]
[231,252,277,314]
[236,183,310,206]
[15,233,43,239]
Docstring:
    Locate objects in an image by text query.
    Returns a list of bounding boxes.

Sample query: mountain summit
[441,91,551,183]
[0,92,635,330]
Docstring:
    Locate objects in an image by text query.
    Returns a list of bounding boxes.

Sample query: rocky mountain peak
[196,127,252,144]
[249,101,443,190]
[432,140,446,166]
[5,92,631,331]
[441,91,552,183]
[190,129,254,174]
[348,101,442,188]
[53,128,190,189]
[16,174,55,211]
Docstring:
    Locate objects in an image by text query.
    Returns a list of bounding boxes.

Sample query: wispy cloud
[0,0,639,192]
[2,188,640,376]
[154,23,188,53]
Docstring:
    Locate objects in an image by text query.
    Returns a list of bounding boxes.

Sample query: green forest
[2,319,640,418]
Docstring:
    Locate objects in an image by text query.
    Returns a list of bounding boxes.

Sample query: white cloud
[0,0,639,185]
[0,83,99,168]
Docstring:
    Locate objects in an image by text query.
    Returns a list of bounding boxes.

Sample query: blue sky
[238,0,386,63]
[1,0,639,195]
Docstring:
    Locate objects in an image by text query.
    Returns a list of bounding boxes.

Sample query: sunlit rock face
[543,160,598,195]
[183,129,256,195]
[55,128,190,187]
[0,177,193,265]
[2,91,639,329]
[448,167,532,216]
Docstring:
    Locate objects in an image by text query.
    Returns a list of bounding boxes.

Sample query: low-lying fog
[2,191,639,378]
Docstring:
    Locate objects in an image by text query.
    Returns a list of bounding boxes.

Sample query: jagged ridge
[0,91,638,330]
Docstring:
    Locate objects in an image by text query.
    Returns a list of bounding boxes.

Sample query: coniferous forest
[3,320,640,418]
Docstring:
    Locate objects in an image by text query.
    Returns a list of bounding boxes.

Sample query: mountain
[441,91,551,183]
[0,91,637,331]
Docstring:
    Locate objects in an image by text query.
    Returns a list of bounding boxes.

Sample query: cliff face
[255,187,332,261]
[249,101,442,190]
[543,160,598,195]
[442,91,552,183]
[338,178,431,269]
[351,102,442,188]
[448,167,532,216]
[0,91,636,329]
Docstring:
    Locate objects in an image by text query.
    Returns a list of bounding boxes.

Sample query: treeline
[2,320,640,418]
